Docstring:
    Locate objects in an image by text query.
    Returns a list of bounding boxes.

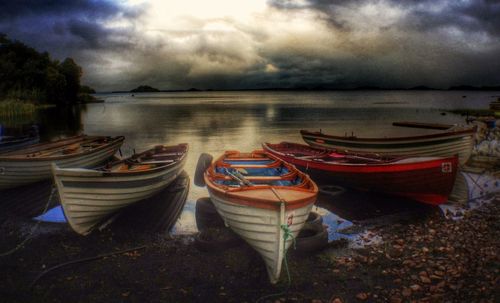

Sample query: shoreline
[1,194,498,302]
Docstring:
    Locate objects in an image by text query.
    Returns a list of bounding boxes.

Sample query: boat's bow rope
[271,187,296,280]
[256,191,295,303]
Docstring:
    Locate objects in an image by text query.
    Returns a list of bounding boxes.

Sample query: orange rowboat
[200,150,318,283]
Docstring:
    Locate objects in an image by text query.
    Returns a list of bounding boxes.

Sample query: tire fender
[305,211,323,227]
[319,185,346,196]
[194,153,213,187]
[194,228,243,252]
[293,223,328,254]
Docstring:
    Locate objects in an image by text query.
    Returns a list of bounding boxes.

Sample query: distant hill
[106,84,500,94]
[448,85,500,91]
[409,85,437,90]
[130,85,160,93]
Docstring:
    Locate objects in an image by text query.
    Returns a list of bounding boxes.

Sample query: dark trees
[0,33,88,105]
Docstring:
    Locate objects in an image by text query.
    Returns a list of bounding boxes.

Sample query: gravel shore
[0,196,498,303]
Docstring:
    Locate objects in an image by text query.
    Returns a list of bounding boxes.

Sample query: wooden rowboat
[263,142,458,205]
[202,150,318,283]
[301,125,475,166]
[0,135,124,190]
[53,143,188,235]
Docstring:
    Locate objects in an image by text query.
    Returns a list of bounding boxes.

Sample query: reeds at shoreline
[0,100,53,119]
[0,100,37,118]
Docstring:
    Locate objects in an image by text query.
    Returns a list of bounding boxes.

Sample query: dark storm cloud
[0,0,138,20]
[402,0,500,37]
[0,0,141,57]
[267,0,364,29]
[0,0,144,89]
[270,0,500,37]
[1,0,499,91]
[264,0,500,88]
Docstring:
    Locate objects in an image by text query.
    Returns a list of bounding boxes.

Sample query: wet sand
[1,193,498,303]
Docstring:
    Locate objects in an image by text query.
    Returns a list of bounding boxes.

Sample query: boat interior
[102,144,188,173]
[210,151,308,188]
[1,136,117,158]
[265,142,401,165]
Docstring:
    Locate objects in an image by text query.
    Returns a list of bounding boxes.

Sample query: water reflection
[37,105,84,140]
[2,91,496,234]
[0,105,84,141]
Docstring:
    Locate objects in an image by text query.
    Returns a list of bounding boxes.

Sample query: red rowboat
[262,142,458,205]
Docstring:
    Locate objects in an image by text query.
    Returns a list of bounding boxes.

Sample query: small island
[130,85,160,93]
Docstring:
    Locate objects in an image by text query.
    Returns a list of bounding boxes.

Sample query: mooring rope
[280,223,296,284]
[30,245,147,289]
[0,186,56,257]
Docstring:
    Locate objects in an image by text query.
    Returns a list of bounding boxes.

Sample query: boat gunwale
[300,126,476,143]
[208,150,311,188]
[262,142,458,171]
[0,134,38,145]
[208,183,317,210]
[204,150,318,210]
[55,143,189,177]
[0,135,125,162]
[1,134,87,155]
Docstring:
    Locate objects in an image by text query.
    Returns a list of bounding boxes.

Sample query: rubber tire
[194,153,213,187]
[194,228,243,252]
[319,185,346,197]
[293,224,328,254]
[195,197,225,230]
[305,211,323,227]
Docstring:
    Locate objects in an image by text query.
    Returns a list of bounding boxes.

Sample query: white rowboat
[301,125,476,166]
[53,143,188,235]
[0,135,124,190]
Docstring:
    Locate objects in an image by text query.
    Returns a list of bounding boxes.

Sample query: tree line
[0,33,92,105]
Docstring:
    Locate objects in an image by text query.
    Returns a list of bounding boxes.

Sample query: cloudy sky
[1,0,499,91]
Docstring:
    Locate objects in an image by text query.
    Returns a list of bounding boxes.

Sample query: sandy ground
[0,192,498,303]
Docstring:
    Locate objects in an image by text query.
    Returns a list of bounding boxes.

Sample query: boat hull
[53,155,187,235]
[295,161,456,205]
[301,129,474,166]
[203,150,318,283]
[208,189,313,283]
[263,142,458,205]
[0,137,123,190]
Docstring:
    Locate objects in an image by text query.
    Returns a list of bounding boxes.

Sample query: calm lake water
[1,90,498,234]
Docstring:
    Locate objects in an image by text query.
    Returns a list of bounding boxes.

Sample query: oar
[224,168,253,186]
[392,121,453,130]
